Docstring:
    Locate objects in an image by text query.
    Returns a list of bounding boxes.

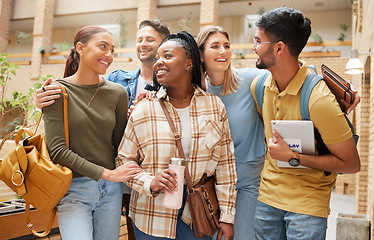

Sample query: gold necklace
[168,93,194,102]
[79,81,101,107]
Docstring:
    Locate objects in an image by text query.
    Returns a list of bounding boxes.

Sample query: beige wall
[12,0,137,18]
[8,1,352,55]
[305,10,352,41]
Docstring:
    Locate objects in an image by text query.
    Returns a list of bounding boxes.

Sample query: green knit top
[43,79,128,181]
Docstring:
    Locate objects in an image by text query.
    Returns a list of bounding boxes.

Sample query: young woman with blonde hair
[197,25,266,240]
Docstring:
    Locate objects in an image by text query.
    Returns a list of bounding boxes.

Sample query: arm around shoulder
[35,79,62,109]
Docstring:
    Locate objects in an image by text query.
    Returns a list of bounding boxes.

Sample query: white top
[135,75,153,99]
[174,105,191,160]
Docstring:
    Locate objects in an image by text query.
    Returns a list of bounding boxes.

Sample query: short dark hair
[255,7,311,57]
[139,19,170,38]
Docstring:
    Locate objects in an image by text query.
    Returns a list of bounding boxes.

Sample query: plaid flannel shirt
[116,86,237,239]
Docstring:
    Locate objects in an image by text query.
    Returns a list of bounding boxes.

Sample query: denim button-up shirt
[106,68,140,107]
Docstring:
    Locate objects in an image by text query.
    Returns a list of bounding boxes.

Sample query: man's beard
[137,51,156,64]
[256,48,275,69]
[256,60,268,69]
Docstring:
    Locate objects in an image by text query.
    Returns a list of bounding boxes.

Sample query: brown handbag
[159,99,220,238]
[185,173,220,238]
[0,82,72,237]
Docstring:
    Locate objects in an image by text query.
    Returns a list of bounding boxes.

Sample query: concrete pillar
[0,0,12,53]
[200,0,219,30]
[136,0,157,28]
[31,0,55,78]
[336,213,370,240]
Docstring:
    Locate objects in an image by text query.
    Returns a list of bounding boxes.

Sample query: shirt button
[276,108,279,111]
[278,96,281,99]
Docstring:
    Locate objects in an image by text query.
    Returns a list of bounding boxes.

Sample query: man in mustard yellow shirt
[250,7,360,240]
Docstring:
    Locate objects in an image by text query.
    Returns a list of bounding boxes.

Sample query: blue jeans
[57,177,123,240]
[214,155,264,240]
[254,201,327,240]
[133,186,212,240]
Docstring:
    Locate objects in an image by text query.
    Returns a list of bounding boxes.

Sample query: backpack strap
[307,65,317,74]
[254,71,270,113]
[299,72,323,120]
[300,71,358,176]
[345,114,359,144]
[300,72,332,176]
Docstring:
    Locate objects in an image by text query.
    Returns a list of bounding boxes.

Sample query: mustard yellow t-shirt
[251,61,352,218]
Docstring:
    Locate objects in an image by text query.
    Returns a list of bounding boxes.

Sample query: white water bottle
[163,158,187,209]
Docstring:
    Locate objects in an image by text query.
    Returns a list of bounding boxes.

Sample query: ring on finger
[42,86,46,92]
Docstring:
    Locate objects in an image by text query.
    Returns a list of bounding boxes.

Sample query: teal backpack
[255,66,329,121]
[254,67,358,175]
[255,65,322,121]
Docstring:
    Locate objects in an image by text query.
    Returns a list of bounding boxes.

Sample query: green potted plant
[0,53,52,151]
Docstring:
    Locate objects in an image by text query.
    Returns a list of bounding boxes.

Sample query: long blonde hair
[197,25,239,95]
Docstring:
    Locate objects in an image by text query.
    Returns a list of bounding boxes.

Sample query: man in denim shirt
[107,20,169,106]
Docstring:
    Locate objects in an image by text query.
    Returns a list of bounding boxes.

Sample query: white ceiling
[10,0,352,31]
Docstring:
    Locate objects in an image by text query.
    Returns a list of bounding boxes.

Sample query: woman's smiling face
[201,32,232,74]
[78,31,114,75]
[153,40,192,88]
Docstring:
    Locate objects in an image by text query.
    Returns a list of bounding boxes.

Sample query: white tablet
[271,120,316,168]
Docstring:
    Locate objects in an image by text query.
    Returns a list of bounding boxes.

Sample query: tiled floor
[119,215,129,240]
